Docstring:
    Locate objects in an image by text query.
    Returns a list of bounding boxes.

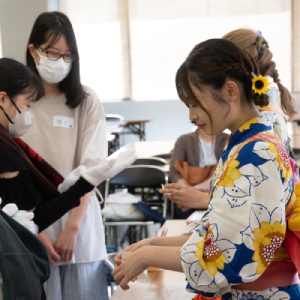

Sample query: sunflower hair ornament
[251,73,270,96]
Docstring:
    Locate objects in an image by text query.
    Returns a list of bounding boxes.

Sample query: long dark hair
[26,11,87,108]
[0,57,44,101]
[176,39,264,122]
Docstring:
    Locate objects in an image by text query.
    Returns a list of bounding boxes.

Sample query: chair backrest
[110,165,167,188]
[154,153,172,161]
[106,165,169,219]
[105,114,124,134]
[133,157,167,166]
[105,113,124,122]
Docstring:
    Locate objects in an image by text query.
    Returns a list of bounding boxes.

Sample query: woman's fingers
[120,276,130,290]
[113,269,125,284]
[115,254,122,266]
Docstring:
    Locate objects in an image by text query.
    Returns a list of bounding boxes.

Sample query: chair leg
[120,227,130,247]
[163,196,168,218]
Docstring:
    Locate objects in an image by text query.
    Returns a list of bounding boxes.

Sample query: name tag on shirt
[53,116,74,129]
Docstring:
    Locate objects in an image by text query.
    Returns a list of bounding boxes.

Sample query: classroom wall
[0,0,58,62]
[1,0,299,143]
[0,0,191,143]
[103,100,194,142]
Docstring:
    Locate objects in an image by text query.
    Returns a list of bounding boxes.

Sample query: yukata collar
[223,117,272,160]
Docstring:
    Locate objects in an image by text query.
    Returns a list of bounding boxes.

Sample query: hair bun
[253,94,269,107]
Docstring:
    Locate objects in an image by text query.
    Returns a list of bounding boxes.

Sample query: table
[111,220,196,300]
[134,140,175,159]
[122,119,150,141]
[111,269,193,300]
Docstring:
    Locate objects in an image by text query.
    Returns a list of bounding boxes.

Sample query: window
[60,0,291,102]
[60,0,125,101]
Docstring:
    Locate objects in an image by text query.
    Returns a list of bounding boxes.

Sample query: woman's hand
[38,231,61,263]
[54,224,79,262]
[125,237,153,252]
[54,193,90,262]
[113,246,183,290]
[161,183,209,210]
[113,248,148,290]
[115,238,153,266]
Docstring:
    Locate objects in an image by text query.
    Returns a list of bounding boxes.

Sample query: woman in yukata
[113,38,300,299]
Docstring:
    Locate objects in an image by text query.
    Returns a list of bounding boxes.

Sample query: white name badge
[53,116,74,129]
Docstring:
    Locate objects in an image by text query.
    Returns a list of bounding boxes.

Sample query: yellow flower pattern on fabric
[239,118,259,132]
[268,142,292,181]
[252,222,285,274]
[288,183,300,231]
[217,159,240,187]
[195,231,225,276]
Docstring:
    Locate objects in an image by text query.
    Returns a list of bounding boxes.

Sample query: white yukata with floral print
[181,118,300,299]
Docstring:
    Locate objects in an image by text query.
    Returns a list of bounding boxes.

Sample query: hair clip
[251,73,270,95]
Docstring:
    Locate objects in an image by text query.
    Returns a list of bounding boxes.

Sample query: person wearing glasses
[24,11,109,300]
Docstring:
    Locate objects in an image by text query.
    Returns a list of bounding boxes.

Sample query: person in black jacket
[0,57,135,299]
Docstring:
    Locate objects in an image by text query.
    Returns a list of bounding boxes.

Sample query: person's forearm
[34,178,93,232]
[143,246,183,272]
[194,177,211,191]
[65,193,90,231]
[150,234,189,247]
[176,178,189,186]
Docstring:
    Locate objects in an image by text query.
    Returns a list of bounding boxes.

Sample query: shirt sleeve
[180,140,291,296]
[75,87,108,167]
[169,135,188,182]
[33,177,93,232]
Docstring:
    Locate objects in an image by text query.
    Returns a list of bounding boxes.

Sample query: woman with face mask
[24,11,109,300]
[0,57,125,299]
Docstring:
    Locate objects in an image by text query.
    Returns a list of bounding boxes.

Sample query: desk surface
[134,140,175,158]
[111,269,193,300]
[111,220,195,300]
[122,120,150,127]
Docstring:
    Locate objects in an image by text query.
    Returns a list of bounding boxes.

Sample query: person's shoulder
[176,131,197,144]
[80,85,104,113]
[82,85,102,104]
[233,137,279,167]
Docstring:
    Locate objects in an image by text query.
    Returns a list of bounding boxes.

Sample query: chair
[133,157,168,166]
[103,165,168,251]
[105,114,124,153]
[154,152,172,161]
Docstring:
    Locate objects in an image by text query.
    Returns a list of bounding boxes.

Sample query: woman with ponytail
[113,38,300,299]
[223,28,296,151]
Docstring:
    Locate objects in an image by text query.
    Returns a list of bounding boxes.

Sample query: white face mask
[9,110,33,137]
[36,54,72,84]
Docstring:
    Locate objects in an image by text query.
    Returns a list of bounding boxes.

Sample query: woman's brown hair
[223,28,296,117]
[176,38,263,117]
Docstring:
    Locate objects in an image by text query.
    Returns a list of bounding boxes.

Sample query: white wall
[0,0,55,62]
[103,99,194,143]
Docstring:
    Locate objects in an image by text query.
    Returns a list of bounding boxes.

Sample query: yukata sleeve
[180,140,290,296]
